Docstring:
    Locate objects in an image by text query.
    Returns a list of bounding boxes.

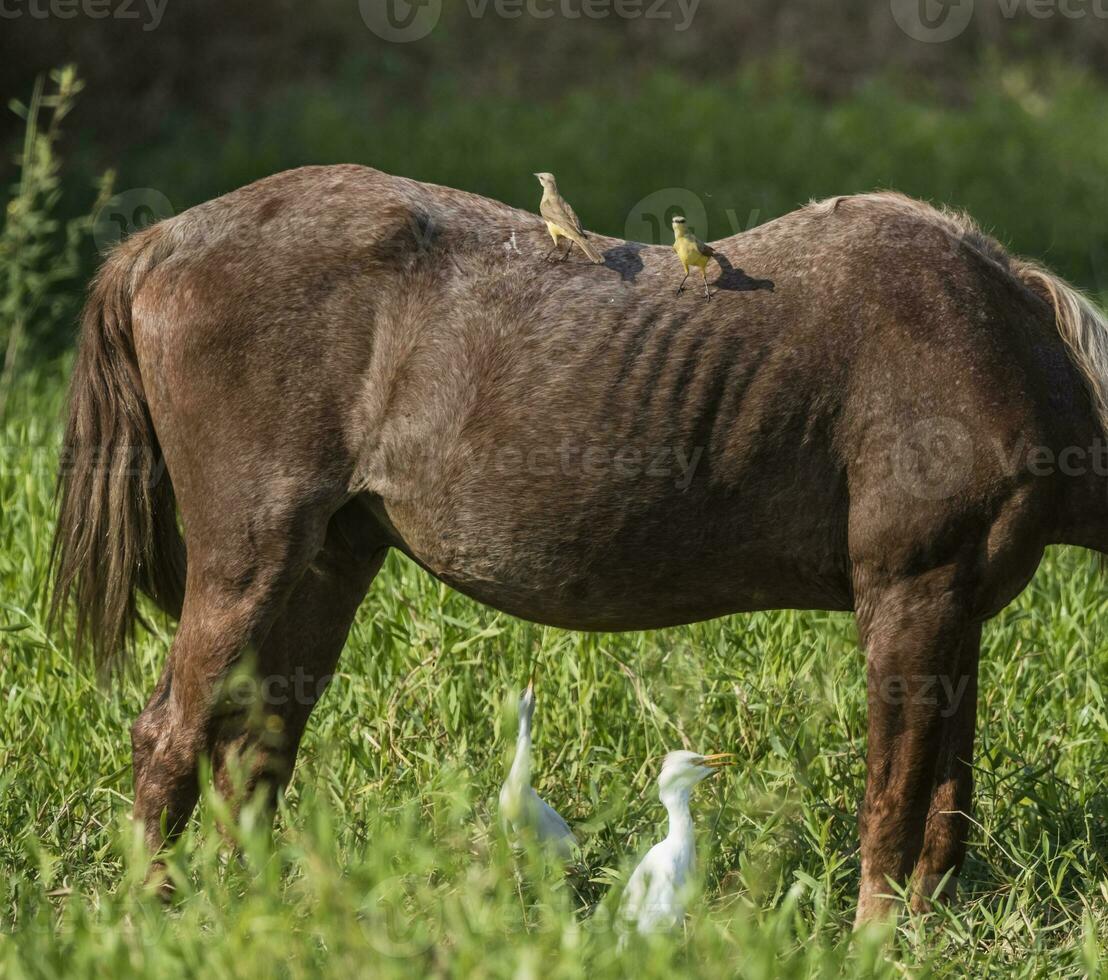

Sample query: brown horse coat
[51,165,1108,921]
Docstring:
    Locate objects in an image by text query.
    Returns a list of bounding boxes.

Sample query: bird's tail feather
[578,235,604,265]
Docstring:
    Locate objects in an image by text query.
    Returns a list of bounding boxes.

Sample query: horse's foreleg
[909,624,980,913]
[854,569,973,926]
[209,505,386,819]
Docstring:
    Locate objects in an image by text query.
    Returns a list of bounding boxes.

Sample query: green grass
[3,370,1108,978]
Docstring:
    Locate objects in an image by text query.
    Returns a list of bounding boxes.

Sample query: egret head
[657,750,733,795]
[534,172,557,190]
[517,676,537,728]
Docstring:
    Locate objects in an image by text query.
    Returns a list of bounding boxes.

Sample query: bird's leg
[544,238,561,262]
[559,240,573,262]
[675,271,689,296]
[701,268,711,301]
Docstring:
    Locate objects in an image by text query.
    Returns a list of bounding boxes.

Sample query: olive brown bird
[535,172,604,264]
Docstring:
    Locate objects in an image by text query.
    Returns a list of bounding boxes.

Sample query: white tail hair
[1016,263,1108,436]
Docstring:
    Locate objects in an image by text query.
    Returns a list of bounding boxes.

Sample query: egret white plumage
[498,678,578,860]
[618,750,734,938]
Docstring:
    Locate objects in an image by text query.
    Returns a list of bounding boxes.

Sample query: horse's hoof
[144,860,177,904]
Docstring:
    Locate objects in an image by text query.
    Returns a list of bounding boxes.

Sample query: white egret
[619,750,734,938]
[498,678,578,860]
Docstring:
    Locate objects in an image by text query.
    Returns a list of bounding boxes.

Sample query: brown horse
[50,165,1108,922]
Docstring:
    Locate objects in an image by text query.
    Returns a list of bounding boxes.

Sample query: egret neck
[660,780,695,842]
[508,705,533,791]
[660,783,696,864]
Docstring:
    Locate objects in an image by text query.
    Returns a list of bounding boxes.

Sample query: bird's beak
[526,671,535,695]
[701,753,735,771]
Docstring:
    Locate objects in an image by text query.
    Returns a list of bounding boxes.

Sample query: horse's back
[126,168,1084,627]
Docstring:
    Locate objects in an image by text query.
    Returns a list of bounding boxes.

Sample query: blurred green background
[4,0,1108,369]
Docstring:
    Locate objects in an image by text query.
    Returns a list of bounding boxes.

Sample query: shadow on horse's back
[50,165,1108,919]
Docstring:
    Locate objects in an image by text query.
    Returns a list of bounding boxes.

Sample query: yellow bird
[671,215,717,301]
[534,172,604,264]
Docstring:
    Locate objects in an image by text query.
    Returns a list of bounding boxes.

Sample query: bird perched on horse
[671,215,718,301]
[534,172,605,264]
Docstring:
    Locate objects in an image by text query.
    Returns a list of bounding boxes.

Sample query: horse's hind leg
[208,502,386,817]
[854,567,975,925]
[909,624,981,913]
[129,490,368,868]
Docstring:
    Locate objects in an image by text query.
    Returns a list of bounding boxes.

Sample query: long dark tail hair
[49,230,186,670]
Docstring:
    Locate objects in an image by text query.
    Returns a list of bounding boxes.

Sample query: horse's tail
[1015,261,1108,437]
[49,229,186,671]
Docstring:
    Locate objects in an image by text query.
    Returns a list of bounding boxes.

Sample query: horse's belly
[424,564,845,631]
[377,486,851,629]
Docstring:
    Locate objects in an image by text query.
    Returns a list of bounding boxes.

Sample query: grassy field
[2,370,1108,979]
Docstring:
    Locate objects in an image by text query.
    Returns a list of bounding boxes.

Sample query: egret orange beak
[701,753,735,770]
[526,670,535,696]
